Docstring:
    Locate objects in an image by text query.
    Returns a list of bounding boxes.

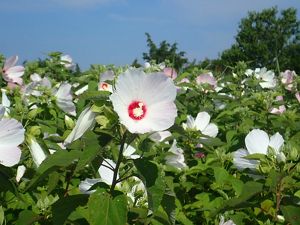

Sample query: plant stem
[110,131,127,194]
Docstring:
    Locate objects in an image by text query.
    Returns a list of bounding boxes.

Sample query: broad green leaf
[87,191,127,225]
[0,206,4,225]
[26,150,82,190]
[52,194,89,225]
[16,210,40,225]
[134,159,166,212]
[281,205,300,225]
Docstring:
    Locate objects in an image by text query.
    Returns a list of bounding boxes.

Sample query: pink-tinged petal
[0,119,25,146]
[5,66,25,78]
[196,73,217,88]
[233,149,258,171]
[98,159,117,185]
[245,129,269,155]
[202,123,218,138]
[0,146,21,167]
[3,56,18,71]
[163,67,177,79]
[295,92,300,103]
[269,132,284,153]
[195,112,210,132]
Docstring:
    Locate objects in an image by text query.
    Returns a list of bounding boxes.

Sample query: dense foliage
[0,51,300,225]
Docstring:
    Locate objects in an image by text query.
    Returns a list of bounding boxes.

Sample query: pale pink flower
[196,72,217,90]
[2,55,24,85]
[281,70,296,91]
[0,106,25,167]
[270,96,286,114]
[163,67,177,79]
[110,69,177,134]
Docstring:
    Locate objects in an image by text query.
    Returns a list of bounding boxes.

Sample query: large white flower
[2,55,24,85]
[55,82,76,116]
[110,69,177,134]
[233,129,285,170]
[165,140,187,169]
[24,73,51,97]
[0,106,25,167]
[219,216,236,225]
[246,68,276,89]
[182,111,218,138]
[64,107,96,145]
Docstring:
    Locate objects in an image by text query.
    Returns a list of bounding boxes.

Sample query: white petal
[99,70,114,82]
[16,165,26,182]
[269,132,284,153]
[0,105,5,119]
[245,129,269,155]
[202,123,218,138]
[0,119,25,146]
[1,89,11,108]
[195,112,210,132]
[79,178,101,194]
[64,107,96,145]
[5,66,25,78]
[184,115,195,129]
[30,73,42,82]
[98,159,118,185]
[56,99,76,116]
[233,149,258,171]
[0,146,21,167]
[28,137,47,167]
[149,131,172,142]
[123,145,136,157]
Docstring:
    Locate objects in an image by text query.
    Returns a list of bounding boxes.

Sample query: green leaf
[52,194,89,225]
[16,210,40,225]
[75,131,101,172]
[161,190,176,225]
[281,205,300,225]
[134,159,166,212]
[87,190,127,225]
[26,150,82,190]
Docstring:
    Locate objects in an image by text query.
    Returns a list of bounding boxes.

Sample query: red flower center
[128,101,147,120]
[100,82,109,90]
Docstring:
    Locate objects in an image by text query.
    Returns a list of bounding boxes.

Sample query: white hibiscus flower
[233,129,285,171]
[60,54,76,71]
[182,111,218,138]
[0,106,25,167]
[219,216,236,225]
[245,68,277,89]
[110,69,177,134]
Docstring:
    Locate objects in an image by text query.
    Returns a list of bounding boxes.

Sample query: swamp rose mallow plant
[245,67,277,89]
[110,69,177,134]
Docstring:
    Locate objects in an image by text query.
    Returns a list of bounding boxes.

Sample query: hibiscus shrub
[0,53,300,225]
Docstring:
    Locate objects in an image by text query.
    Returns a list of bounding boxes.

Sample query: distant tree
[220,7,300,73]
[142,33,188,71]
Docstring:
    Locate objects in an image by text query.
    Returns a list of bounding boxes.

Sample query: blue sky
[1,0,299,70]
